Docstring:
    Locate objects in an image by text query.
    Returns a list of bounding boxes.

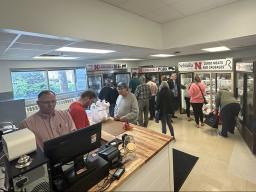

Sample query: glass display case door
[194,73,212,114]
[180,73,193,113]
[245,74,254,131]
[88,75,103,95]
[115,73,130,86]
[236,73,245,122]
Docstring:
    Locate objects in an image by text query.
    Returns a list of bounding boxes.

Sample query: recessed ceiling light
[33,56,79,60]
[56,47,115,54]
[202,46,230,52]
[114,58,143,61]
[150,54,175,57]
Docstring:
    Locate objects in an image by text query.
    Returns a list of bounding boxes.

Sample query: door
[103,73,115,86]
[115,73,130,86]
[236,72,245,122]
[88,75,103,95]
[179,73,193,114]
[245,73,255,131]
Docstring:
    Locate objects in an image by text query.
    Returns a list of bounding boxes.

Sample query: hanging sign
[158,66,175,72]
[140,66,175,73]
[236,62,253,72]
[87,64,127,71]
[141,67,158,73]
[178,58,233,72]
[131,68,139,73]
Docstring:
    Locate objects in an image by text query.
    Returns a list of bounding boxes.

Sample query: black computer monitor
[44,122,102,166]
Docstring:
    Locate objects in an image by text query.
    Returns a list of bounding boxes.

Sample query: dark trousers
[191,103,204,125]
[149,96,156,119]
[109,103,115,117]
[161,114,174,136]
[172,96,179,116]
[185,97,191,118]
[220,103,241,136]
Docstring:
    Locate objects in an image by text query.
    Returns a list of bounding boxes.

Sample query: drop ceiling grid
[101,0,239,23]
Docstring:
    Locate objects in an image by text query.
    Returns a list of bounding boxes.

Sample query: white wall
[136,45,256,67]
[0,0,162,49]
[163,0,256,49]
[0,60,137,93]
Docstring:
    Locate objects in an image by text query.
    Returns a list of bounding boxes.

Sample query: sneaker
[196,124,199,128]
[187,117,192,121]
[172,115,178,118]
[201,123,205,126]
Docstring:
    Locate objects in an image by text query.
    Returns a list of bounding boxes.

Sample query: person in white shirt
[147,76,158,120]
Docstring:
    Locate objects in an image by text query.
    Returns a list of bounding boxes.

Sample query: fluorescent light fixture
[33,56,79,60]
[150,54,175,57]
[202,46,230,52]
[114,58,143,61]
[56,47,115,54]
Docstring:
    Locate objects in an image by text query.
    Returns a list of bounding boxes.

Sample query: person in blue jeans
[156,81,175,138]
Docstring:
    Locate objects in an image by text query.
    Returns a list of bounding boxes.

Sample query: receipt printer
[98,143,122,168]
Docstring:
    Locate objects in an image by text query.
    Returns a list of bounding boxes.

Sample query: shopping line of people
[19,72,240,151]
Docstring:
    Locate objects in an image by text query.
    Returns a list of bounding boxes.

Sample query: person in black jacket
[99,81,118,117]
[156,81,175,137]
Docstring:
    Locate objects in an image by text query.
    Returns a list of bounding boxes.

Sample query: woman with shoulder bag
[188,75,206,128]
[156,81,175,138]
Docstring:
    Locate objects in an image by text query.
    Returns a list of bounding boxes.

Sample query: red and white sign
[87,64,127,71]
[158,66,175,72]
[141,67,158,73]
[236,62,253,72]
[140,66,175,73]
[178,58,233,72]
[131,68,139,73]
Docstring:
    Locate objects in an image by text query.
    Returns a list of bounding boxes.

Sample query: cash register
[44,122,110,192]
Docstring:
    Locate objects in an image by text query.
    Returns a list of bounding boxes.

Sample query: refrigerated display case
[88,74,103,95]
[180,73,193,113]
[178,58,234,115]
[235,62,256,154]
[115,72,130,86]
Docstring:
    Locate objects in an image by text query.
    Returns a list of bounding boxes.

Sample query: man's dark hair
[38,90,56,99]
[81,90,97,99]
[132,72,137,78]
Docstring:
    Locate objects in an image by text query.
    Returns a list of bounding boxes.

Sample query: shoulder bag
[197,84,208,104]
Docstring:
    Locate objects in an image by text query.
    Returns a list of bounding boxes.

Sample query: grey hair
[159,81,169,91]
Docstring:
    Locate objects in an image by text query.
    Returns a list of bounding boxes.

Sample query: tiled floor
[147,114,256,191]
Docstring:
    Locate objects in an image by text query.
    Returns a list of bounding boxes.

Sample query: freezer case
[180,73,193,113]
[115,73,130,86]
[88,75,103,95]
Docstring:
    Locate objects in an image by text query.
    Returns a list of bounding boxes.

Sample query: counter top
[90,120,173,191]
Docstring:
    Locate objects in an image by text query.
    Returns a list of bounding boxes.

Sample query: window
[11,71,48,99]
[11,67,88,100]
[48,70,76,94]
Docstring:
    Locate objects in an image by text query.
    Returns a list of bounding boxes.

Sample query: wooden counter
[90,120,174,191]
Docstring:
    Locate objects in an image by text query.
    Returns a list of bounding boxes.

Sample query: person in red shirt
[69,90,96,129]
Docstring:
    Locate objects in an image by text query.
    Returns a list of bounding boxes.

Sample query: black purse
[204,112,219,128]
[197,84,208,104]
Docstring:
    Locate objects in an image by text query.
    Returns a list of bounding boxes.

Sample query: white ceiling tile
[172,0,216,16]
[0,31,17,42]
[11,42,59,51]
[70,40,112,49]
[101,0,128,6]
[16,35,75,46]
